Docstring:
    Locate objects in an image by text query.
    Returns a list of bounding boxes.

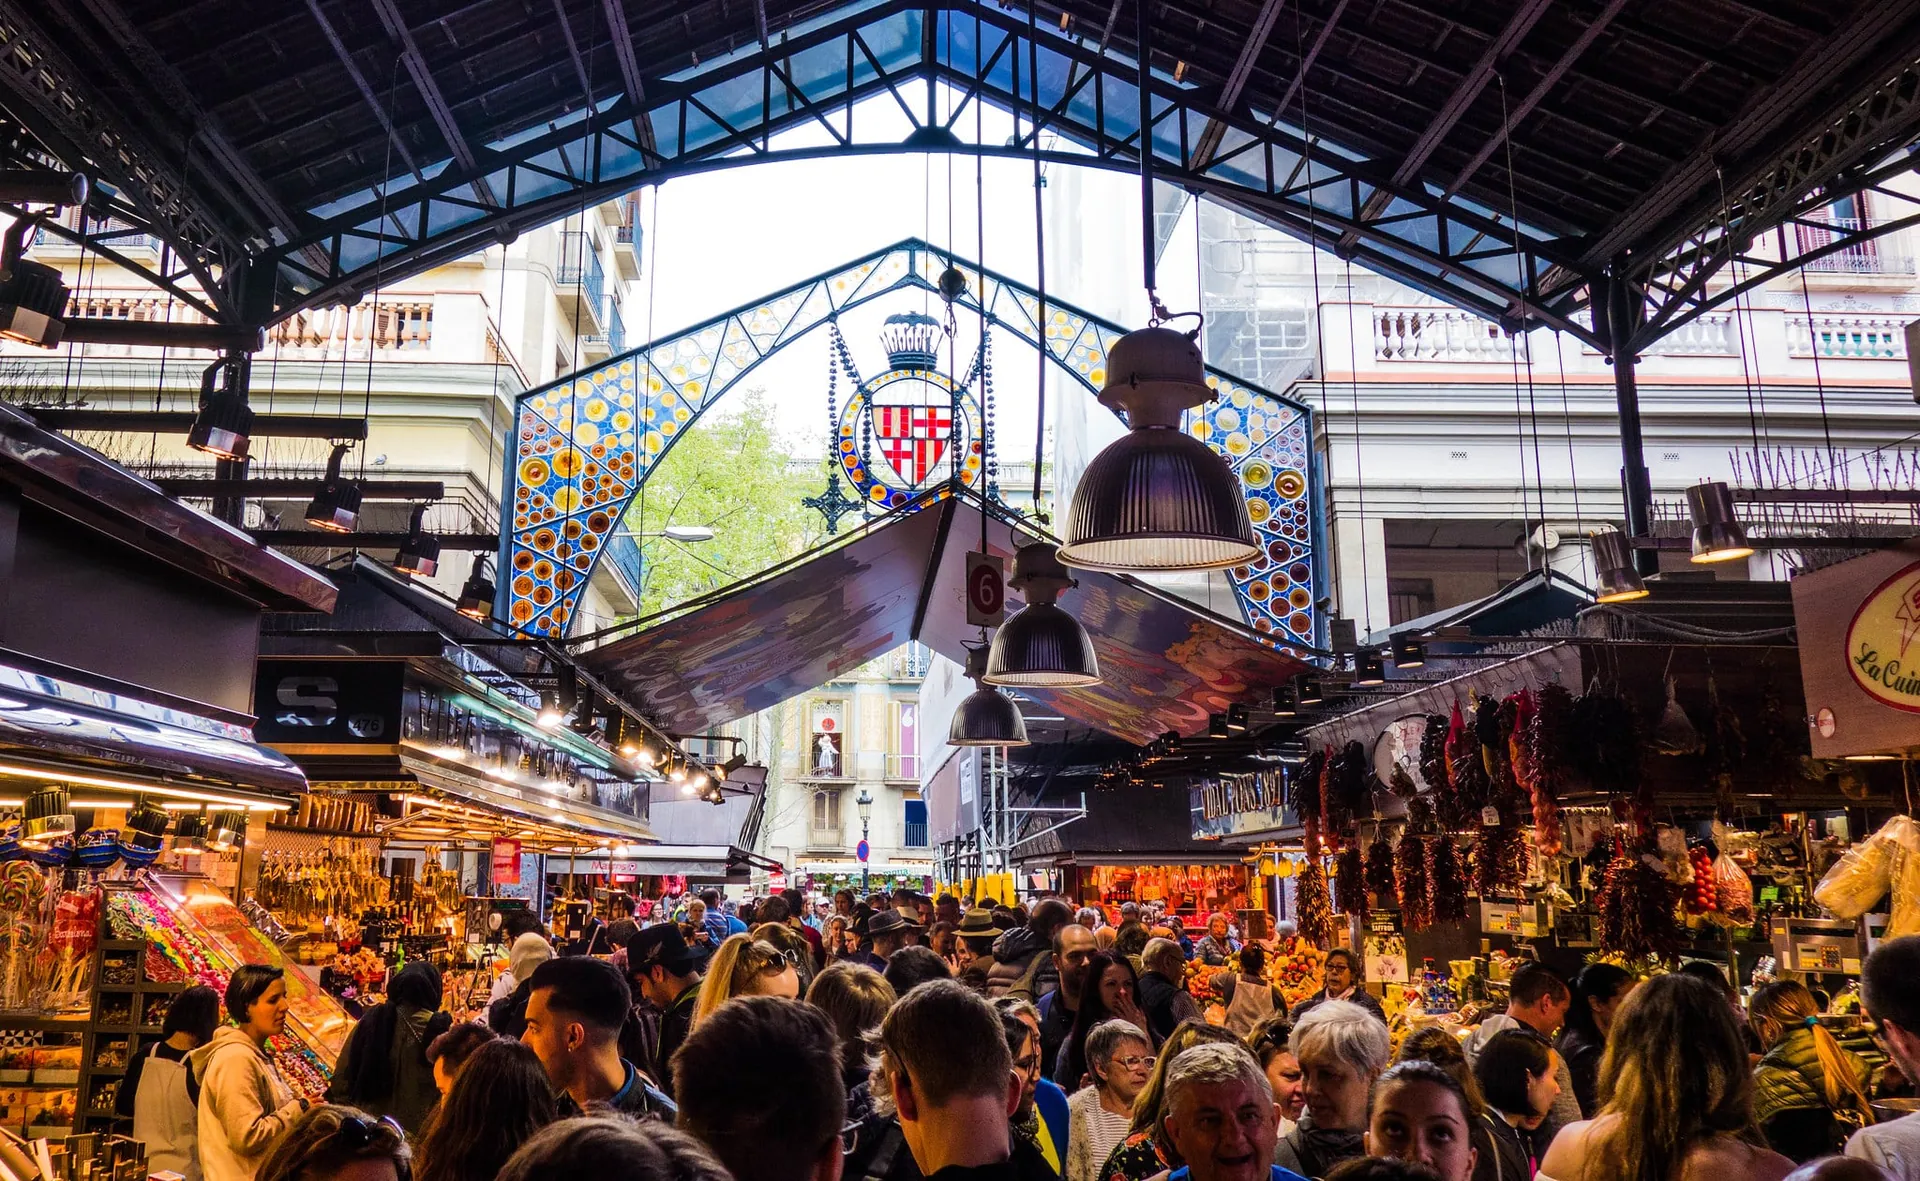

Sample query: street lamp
[855,788,874,894]
[611,524,716,542]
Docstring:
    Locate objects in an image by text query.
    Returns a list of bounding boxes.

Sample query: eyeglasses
[1113,1054,1156,1070]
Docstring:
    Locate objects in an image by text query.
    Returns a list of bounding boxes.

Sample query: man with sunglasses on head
[675,996,847,1181]
[521,956,674,1119]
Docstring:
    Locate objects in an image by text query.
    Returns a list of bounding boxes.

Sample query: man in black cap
[869,909,922,963]
[628,923,703,1095]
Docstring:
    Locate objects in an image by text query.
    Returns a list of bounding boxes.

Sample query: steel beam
[59,318,265,351]
[250,530,497,548]
[1445,0,1631,197]
[1190,0,1288,171]
[24,410,368,440]
[159,478,446,499]
[366,0,499,207]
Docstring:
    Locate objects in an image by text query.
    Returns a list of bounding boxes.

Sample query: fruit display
[1187,937,1330,1011]
[1686,846,1717,913]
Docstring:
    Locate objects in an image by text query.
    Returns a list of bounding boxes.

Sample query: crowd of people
[108,884,1920,1181]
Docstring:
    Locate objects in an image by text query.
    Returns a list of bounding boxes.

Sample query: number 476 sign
[966,551,1005,627]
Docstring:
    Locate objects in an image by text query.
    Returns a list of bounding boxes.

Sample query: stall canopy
[1017,779,1245,868]
[577,493,1310,745]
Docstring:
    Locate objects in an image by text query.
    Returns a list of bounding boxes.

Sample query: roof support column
[212,258,276,526]
[1597,268,1657,576]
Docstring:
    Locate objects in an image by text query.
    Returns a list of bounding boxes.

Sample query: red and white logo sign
[875,405,952,485]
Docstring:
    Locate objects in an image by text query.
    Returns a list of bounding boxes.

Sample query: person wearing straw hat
[954,908,1010,993]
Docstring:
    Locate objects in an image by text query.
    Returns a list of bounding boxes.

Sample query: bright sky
[620,84,1201,468]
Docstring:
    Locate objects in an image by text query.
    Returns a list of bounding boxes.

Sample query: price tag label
[1481,805,1501,827]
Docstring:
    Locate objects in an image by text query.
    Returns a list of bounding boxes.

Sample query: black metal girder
[8,0,1920,357]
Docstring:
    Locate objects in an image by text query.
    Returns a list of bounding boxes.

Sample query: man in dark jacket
[522,956,674,1120]
[628,923,703,1095]
[987,898,1074,999]
[1137,938,1204,1040]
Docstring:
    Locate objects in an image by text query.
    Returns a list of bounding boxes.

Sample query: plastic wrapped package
[1813,815,1920,937]
[1712,852,1754,927]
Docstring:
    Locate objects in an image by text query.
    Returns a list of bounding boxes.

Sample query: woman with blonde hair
[752,921,817,994]
[690,934,800,1027]
[1539,972,1793,1181]
[1748,980,1875,1162]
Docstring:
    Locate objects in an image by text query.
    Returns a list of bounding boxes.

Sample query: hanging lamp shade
[1353,650,1387,686]
[394,503,441,578]
[456,558,496,622]
[172,812,208,855]
[1686,481,1753,564]
[1296,674,1324,706]
[985,544,1101,687]
[949,647,1029,747]
[1059,324,1257,572]
[1591,529,1650,602]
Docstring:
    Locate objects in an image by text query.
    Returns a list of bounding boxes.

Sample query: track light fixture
[172,812,208,855]
[456,558,496,622]
[1226,704,1249,734]
[1687,481,1753,564]
[1354,650,1387,686]
[304,443,363,533]
[1272,685,1298,717]
[0,214,70,348]
[1208,713,1229,739]
[1296,674,1324,706]
[19,785,73,849]
[1590,529,1649,603]
[536,692,564,729]
[206,810,247,853]
[985,544,1101,687]
[186,357,254,462]
[394,503,441,578]
[1391,635,1426,668]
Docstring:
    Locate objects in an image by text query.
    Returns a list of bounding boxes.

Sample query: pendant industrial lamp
[949,646,1029,747]
[1056,4,1256,574]
[394,504,442,577]
[304,443,363,533]
[1686,481,1753,564]
[172,811,208,856]
[1590,529,1650,602]
[985,543,1101,687]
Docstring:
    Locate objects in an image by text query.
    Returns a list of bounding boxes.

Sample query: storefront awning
[386,754,656,850]
[579,493,1309,744]
[0,653,306,803]
[557,845,782,882]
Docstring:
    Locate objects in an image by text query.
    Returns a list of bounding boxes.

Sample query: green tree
[626,388,828,616]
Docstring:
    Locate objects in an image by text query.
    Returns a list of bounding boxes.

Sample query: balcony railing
[902,821,929,848]
[557,232,607,324]
[270,301,433,355]
[1787,313,1908,359]
[608,302,627,353]
[1374,308,1529,362]
[1796,217,1916,275]
[807,827,846,851]
[886,753,920,780]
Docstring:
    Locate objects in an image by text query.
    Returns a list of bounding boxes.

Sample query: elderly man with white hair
[1271,999,1390,1179]
[1159,1041,1310,1181]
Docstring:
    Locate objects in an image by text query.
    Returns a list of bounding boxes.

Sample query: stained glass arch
[502,239,1323,650]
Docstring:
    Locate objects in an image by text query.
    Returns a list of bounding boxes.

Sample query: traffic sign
[857,839,871,863]
[966,551,1005,626]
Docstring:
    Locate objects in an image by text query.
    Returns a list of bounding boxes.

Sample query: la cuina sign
[1794,542,1920,758]
[1847,560,1920,712]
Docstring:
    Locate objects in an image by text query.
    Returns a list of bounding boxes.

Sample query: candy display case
[103,877,348,1102]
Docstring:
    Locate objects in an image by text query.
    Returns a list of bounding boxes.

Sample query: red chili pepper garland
[1428,835,1471,924]
[1395,830,1432,932]
[1334,846,1367,919]
[1365,830,1399,902]
[1298,817,1334,946]
[1526,684,1572,857]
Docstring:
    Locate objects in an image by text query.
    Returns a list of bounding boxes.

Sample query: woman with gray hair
[1067,1020,1154,1181]
[1273,999,1391,1179]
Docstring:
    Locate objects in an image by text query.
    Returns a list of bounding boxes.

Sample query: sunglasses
[330,1114,402,1150]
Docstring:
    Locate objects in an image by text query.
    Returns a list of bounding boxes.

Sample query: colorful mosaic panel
[504,242,1320,647]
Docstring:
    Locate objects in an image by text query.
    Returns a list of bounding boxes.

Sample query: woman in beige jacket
[190,966,310,1181]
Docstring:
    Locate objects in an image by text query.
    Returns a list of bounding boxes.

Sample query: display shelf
[265,825,381,841]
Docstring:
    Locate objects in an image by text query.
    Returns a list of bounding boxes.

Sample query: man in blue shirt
[702,888,749,935]
[1161,1042,1308,1181]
